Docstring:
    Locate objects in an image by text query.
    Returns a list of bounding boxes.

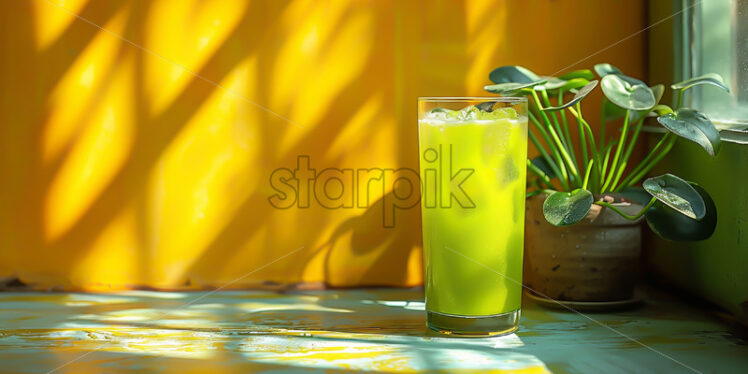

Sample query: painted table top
[0,288,745,373]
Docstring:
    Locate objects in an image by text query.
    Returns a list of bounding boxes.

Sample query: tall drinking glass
[418,97,528,336]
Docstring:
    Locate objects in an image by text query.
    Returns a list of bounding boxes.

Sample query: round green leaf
[651,84,665,105]
[619,186,652,205]
[642,174,705,220]
[484,79,546,95]
[543,189,594,226]
[489,65,540,84]
[648,104,674,117]
[645,184,717,241]
[604,99,627,121]
[559,69,595,81]
[560,78,591,91]
[656,108,721,156]
[605,83,660,121]
[594,63,622,77]
[601,74,656,111]
[671,73,730,93]
[541,80,598,112]
[605,104,644,122]
[537,76,566,90]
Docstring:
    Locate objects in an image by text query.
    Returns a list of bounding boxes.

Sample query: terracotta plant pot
[524,195,643,302]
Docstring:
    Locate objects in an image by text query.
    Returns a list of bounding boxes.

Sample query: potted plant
[484,63,726,303]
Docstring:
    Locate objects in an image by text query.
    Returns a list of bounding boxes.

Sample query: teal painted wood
[648,136,748,323]
[0,289,745,373]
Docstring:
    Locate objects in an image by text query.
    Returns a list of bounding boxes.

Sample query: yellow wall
[0,0,646,290]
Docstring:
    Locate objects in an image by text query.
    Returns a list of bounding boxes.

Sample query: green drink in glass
[418,97,528,336]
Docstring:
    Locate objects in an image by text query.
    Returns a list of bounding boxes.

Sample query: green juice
[418,107,528,318]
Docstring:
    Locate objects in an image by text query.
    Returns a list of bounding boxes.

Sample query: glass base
[427,309,520,337]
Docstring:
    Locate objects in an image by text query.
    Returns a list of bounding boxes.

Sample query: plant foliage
[486,63,727,241]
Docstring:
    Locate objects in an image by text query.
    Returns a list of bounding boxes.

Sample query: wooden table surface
[0,288,745,373]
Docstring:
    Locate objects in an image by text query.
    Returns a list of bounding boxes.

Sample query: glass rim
[418,96,527,103]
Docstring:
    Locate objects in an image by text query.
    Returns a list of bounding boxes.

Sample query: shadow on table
[66,288,436,338]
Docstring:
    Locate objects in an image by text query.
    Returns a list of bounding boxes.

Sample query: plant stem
[616,132,672,189]
[567,106,600,157]
[526,189,557,198]
[541,89,569,149]
[582,159,594,190]
[526,190,541,198]
[601,110,630,192]
[527,129,559,181]
[594,196,656,221]
[544,89,577,168]
[617,134,677,190]
[557,90,580,174]
[558,90,568,129]
[609,116,645,191]
[600,97,607,147]
[676,90,684,110]
[529,113,569,190]
[567,105,602,191]
[530,91,580,187]
[600,142,614,187]
[527,158,554,189]
[574,103,589,171]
